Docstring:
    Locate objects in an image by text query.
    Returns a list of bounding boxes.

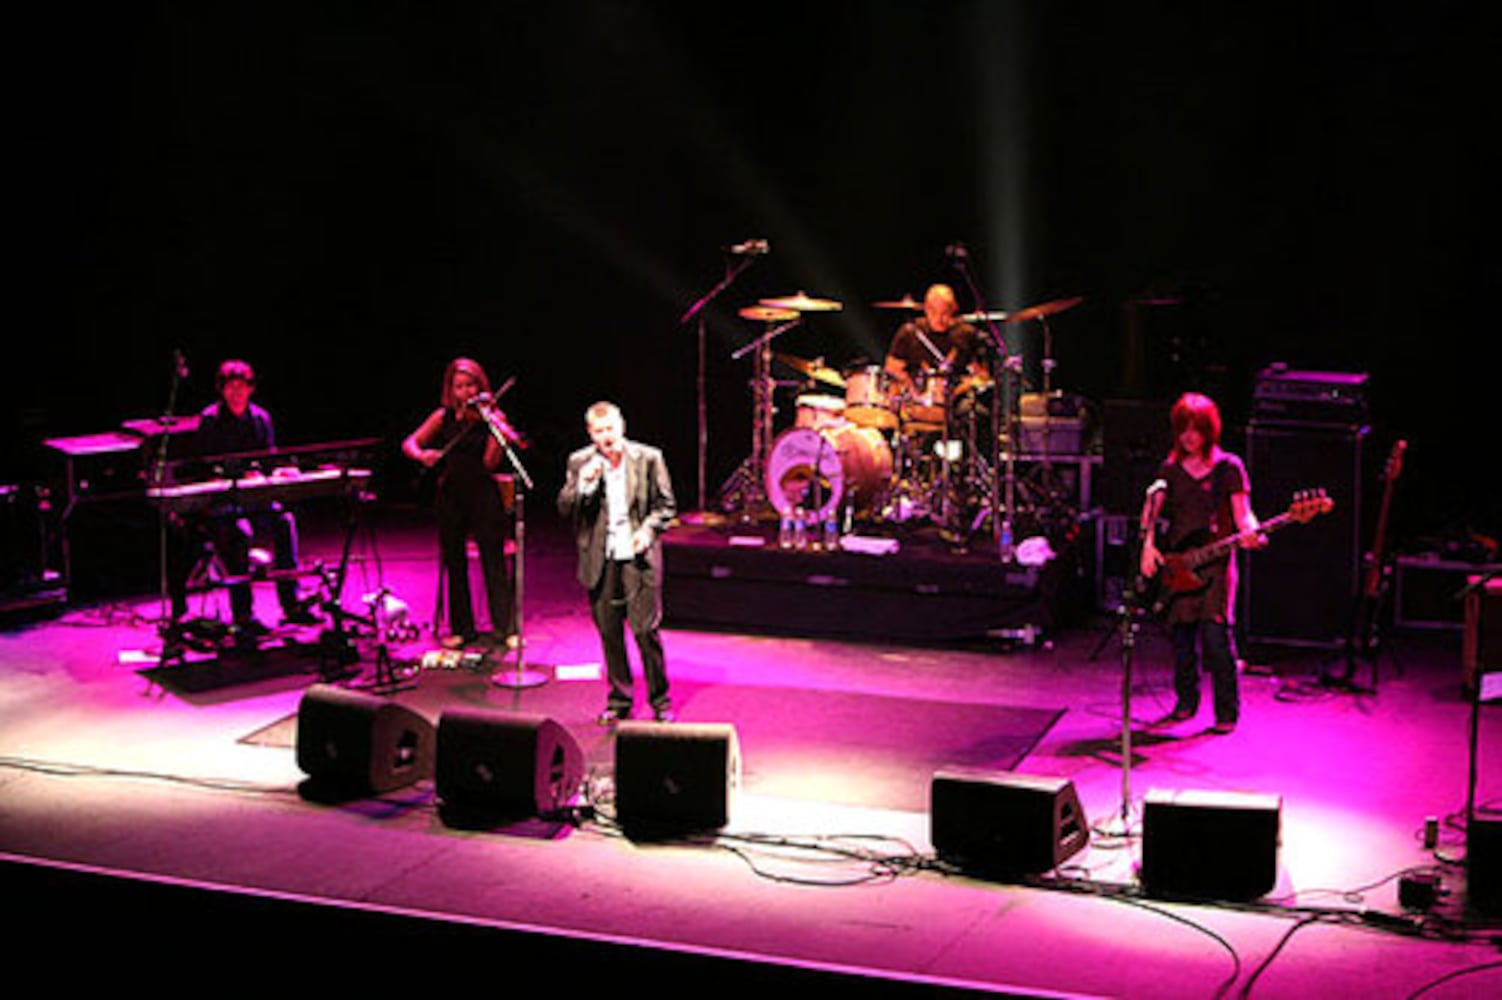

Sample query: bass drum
[764,425,893,522]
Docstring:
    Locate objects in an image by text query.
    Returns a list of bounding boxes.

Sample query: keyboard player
[165,359,319,638]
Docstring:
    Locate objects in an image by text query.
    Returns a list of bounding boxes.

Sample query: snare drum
[794,393,847,430]
[843,365,898,429]
[764,424,893,522]
[900,375,947,429]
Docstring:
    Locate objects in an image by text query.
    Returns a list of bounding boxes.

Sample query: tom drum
[794,393,847,430]
[843,365,898,430]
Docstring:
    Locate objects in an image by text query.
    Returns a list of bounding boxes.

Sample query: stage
[2,505,1500,997]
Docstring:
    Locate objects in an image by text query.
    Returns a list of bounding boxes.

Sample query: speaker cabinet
[614,722,739,838]
[295,684,435,798]
[1245,421,1366,647]
[435,709,584,826]
[1141,788,1281,901]
[1463,577,1502,694]
[930,769,1088,877]
[1100,399,1173,517]
[1468,817,1502,917]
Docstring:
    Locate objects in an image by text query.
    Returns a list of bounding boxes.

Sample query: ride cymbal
[873,294,923,310]
[774,352,846,388]
[760,291,843,312]
[739,305,799,322]
[1006,296,1084,324]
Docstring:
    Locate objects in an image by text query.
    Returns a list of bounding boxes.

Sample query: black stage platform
[662,520,1089,644]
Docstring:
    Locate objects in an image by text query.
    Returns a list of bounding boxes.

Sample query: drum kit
[718,288,1085,549]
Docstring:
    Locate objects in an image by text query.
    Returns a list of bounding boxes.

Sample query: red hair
[1169,392,1222,461]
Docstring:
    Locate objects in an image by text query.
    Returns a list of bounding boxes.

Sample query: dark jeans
[590,558,670,714]
[168,506,301,624]
[1169,620,1240,725]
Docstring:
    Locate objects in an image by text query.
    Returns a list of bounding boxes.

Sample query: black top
[195,400,276,455]
[887,318,986,384]
[1154,452,1250,623]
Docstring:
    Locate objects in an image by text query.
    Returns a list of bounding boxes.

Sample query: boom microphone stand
[477,404,548,691]
[679,243,767,516]
[946,243,1018,555]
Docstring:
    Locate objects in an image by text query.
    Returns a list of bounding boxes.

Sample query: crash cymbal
[1006,296,1083,324]
[959,310,1010,323]
[739,305,800,323]
[873,294,923,310]
[774,352,845,388]
[760,291,843,312]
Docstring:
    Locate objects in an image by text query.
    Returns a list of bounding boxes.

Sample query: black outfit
[557,440,676,718]
[431,409,513,642]
[886,318,986,389]
[1152,453,1250,726]
[167,400,303,627]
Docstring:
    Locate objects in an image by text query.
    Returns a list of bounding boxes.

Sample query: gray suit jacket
[557,440,677,590]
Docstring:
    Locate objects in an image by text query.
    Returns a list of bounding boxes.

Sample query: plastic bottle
[823,506,839,551]
[998,519,1015,563]
[792,507,807,549]
[778,510,793,549]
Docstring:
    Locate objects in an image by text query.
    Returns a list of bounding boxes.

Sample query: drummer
[882,283,991,412]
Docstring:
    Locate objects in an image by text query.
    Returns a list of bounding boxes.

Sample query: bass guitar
[1144,489,1334,613]
[1330,440,1406,686]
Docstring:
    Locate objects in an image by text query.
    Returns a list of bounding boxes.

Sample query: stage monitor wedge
[930,769,1088,878]
[614,721,739,839]
[1141,788,1281,901]
[295,684,435,799]
[436,708,584,827]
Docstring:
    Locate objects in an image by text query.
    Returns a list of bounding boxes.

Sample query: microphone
[466,392,494,408]
[944,242,969,260]
[724,238,770,256]
[1145,479,1168,497]
[172,349,190,380]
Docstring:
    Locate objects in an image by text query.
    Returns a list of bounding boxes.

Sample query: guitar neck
[1181,511,1300,570]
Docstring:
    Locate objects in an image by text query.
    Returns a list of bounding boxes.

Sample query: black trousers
[590,558,669,713]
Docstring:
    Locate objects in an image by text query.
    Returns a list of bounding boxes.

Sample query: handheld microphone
[172,349,190,380]
[944,242,969,260]
[1145,479,1168,496]
[466,392,494,408]
[724,238,770,256]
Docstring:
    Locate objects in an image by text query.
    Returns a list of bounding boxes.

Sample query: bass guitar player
[1138,392,1266,735]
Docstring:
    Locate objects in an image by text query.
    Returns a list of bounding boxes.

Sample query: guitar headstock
[1384,439,1408,482]
[1288,488,1334,523]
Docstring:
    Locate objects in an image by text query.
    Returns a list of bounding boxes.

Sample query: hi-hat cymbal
[873,294,923,310]
[760,291,843,312]
[1006,296,1084,324]
[774,352,845,388]
[739,305,800,323]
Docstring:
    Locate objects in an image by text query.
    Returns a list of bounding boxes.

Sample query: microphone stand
[154,351,189,637]
[477,408,548,692]
[948,246,1018,556]
[680,252,762,517]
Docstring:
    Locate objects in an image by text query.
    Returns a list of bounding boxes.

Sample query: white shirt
[602,456,634,560]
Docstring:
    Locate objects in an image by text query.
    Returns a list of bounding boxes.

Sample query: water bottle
[778,510,793,549]
[792,507,807,549]
[998,519,1015,563]
[823,507,839,551]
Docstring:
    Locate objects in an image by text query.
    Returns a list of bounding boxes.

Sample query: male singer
[558,401,678,724]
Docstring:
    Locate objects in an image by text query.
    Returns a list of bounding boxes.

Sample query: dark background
[7,2,1491,558]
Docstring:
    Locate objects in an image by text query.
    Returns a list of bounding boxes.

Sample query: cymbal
[959,310,1010,323]
[774,352,846,388]
[1006,296,1083,324]
[739,305,799,323]
[760,291,843,312]
[873,294,923,310]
